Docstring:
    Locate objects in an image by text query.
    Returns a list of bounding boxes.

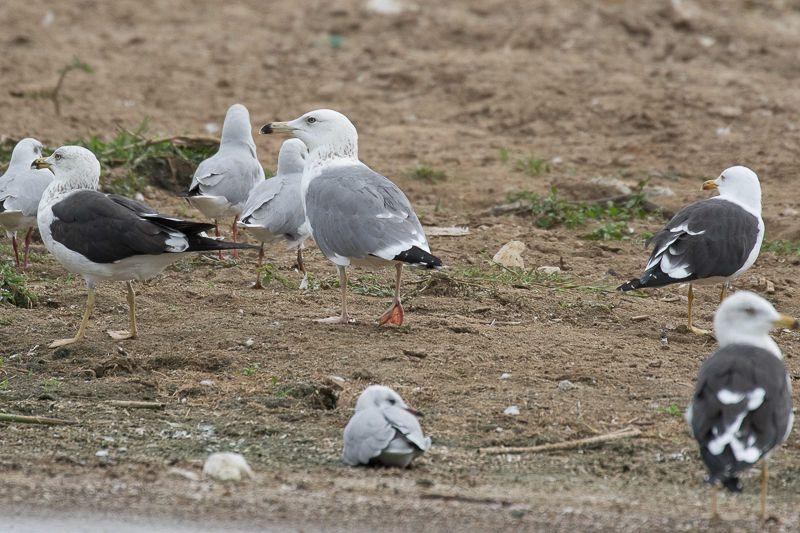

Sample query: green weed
[763,240,800,256]
[408,165,446,184]
[242,363,261,376]
[658,404,683,418]
[0,263,37,308]
[515,156,550,177]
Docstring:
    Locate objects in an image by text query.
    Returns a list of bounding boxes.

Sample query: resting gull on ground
[35,146,255,348]
[181,103,264,259]
[0,138,53,269]
[260,109,441,325]
[686,291,795,520]
[618,166,763,335]
[237,138,311,289]
[342,385,431,468]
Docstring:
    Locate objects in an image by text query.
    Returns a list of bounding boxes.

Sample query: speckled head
[34,145,100,191]
[9,138,44,168]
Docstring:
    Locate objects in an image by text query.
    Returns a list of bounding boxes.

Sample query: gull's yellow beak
[32,157,53,171]
[702,179,718,191]
[774,314,800,330]
[260,121,294,135]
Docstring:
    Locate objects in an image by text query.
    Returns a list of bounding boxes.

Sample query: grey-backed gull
[342,385,431,468]
[618,166,763,334]
[35,146,255,348]
[686,291,795,519]
[260,109,441,325]
[181,103,264,259]
[0,138,53,269]
[237,138,311,289]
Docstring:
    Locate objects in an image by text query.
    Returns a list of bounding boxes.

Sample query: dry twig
[479,426,641,455]
[0,413,78,426]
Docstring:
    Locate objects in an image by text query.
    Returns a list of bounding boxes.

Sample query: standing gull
[342,385,431,468]
[181,103,264,259]
[0,138,53,269]
[237,139,311,289]
[618,166,763,334]
[35,146,255,348]
[686,291,795,520]
[261,109,441,325]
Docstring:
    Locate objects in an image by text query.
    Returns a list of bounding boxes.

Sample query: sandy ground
[3,0,800,531]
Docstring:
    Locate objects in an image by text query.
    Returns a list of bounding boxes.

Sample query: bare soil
[3,1,800,531]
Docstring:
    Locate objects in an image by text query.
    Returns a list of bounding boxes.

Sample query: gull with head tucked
[237,138,311,289]
[35,146,255,348]
[182,103,264,259]
[260,109,441,325]
[618,166,764,335]
[686,291,795,520]
[342,385,431,468]
[0,138,53,269]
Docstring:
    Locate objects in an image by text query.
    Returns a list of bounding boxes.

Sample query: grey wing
[240,174,305,237]
[383,406,431,452]
[0,169,53,216]
[342,409,396,466]
[190,150,264,207]
[307,164,429,263]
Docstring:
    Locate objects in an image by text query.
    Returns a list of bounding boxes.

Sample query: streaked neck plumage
[40,169,100,207]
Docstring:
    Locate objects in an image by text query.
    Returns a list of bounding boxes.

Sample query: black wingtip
[617,279,642,292]
[259,124,273,134]
[392,246,442,269]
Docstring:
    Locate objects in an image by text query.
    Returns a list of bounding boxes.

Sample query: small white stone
[716,126,731,137]
[698,35,715,48]
[537,266,561,275]
[503,405,520,416]
[204,122,220,134]
[500,373,511,380]
[557,380,575,392]
[95,450,109,457]
[134,192,145,202]
[41,11,55,27]
[366,0,405,15]
[203,452,254,482]
[200,380,214,387]
[243,338,254,348]
[493,241,526,269]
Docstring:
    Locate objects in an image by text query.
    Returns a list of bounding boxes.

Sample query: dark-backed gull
[35,146,255,348]
[686,291,795,519]
[237,139,311,289]
[0,138,53,269]
[618,166,763,334]
[181,104,263,259]
[342,385,431,468]
[260,109,441,325]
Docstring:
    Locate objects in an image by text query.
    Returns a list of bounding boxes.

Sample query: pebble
[203,452,254,482]
[493,241,526,269]
[537,266,561,275]
[557,380,575,392]
[500,373,511,380]
[200,380,214,387]
[503,405,520,416]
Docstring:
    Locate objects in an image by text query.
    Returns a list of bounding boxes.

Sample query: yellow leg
[50,287,96,348]
[108,281,137,340]
[687,284,711,335]
[760,461,768,521]
[711,485,719,519]
[720,283,728,303]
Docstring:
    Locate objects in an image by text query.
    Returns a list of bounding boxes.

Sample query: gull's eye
[306,117,317,124]
[743,307,757,316]
[388,398,396,405]
[54,153,62,160]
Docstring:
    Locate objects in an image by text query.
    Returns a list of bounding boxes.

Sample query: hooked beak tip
[775,314,800,330]
[32,157,52,172]
[702,180,718,191]
[259,124,273,135]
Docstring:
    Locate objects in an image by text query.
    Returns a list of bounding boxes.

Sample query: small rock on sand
[203,452,254,482]
[537,265,561,275]
[493,241,526,268]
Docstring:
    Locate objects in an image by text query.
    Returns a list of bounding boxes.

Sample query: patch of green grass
[515,156,550,177]
[0,263,37,308]
[0,378,8,390]
[73,119,217,195]
[41,377,61,392]
[508,185,651,230]
[256,263,297,289]
[351,274,395,298]
[242,363,260,376]
[763,240,800,256]
[407,165,446,184]
[581,221,633,241]
[658,404,683,418]
[498,148,510,163]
